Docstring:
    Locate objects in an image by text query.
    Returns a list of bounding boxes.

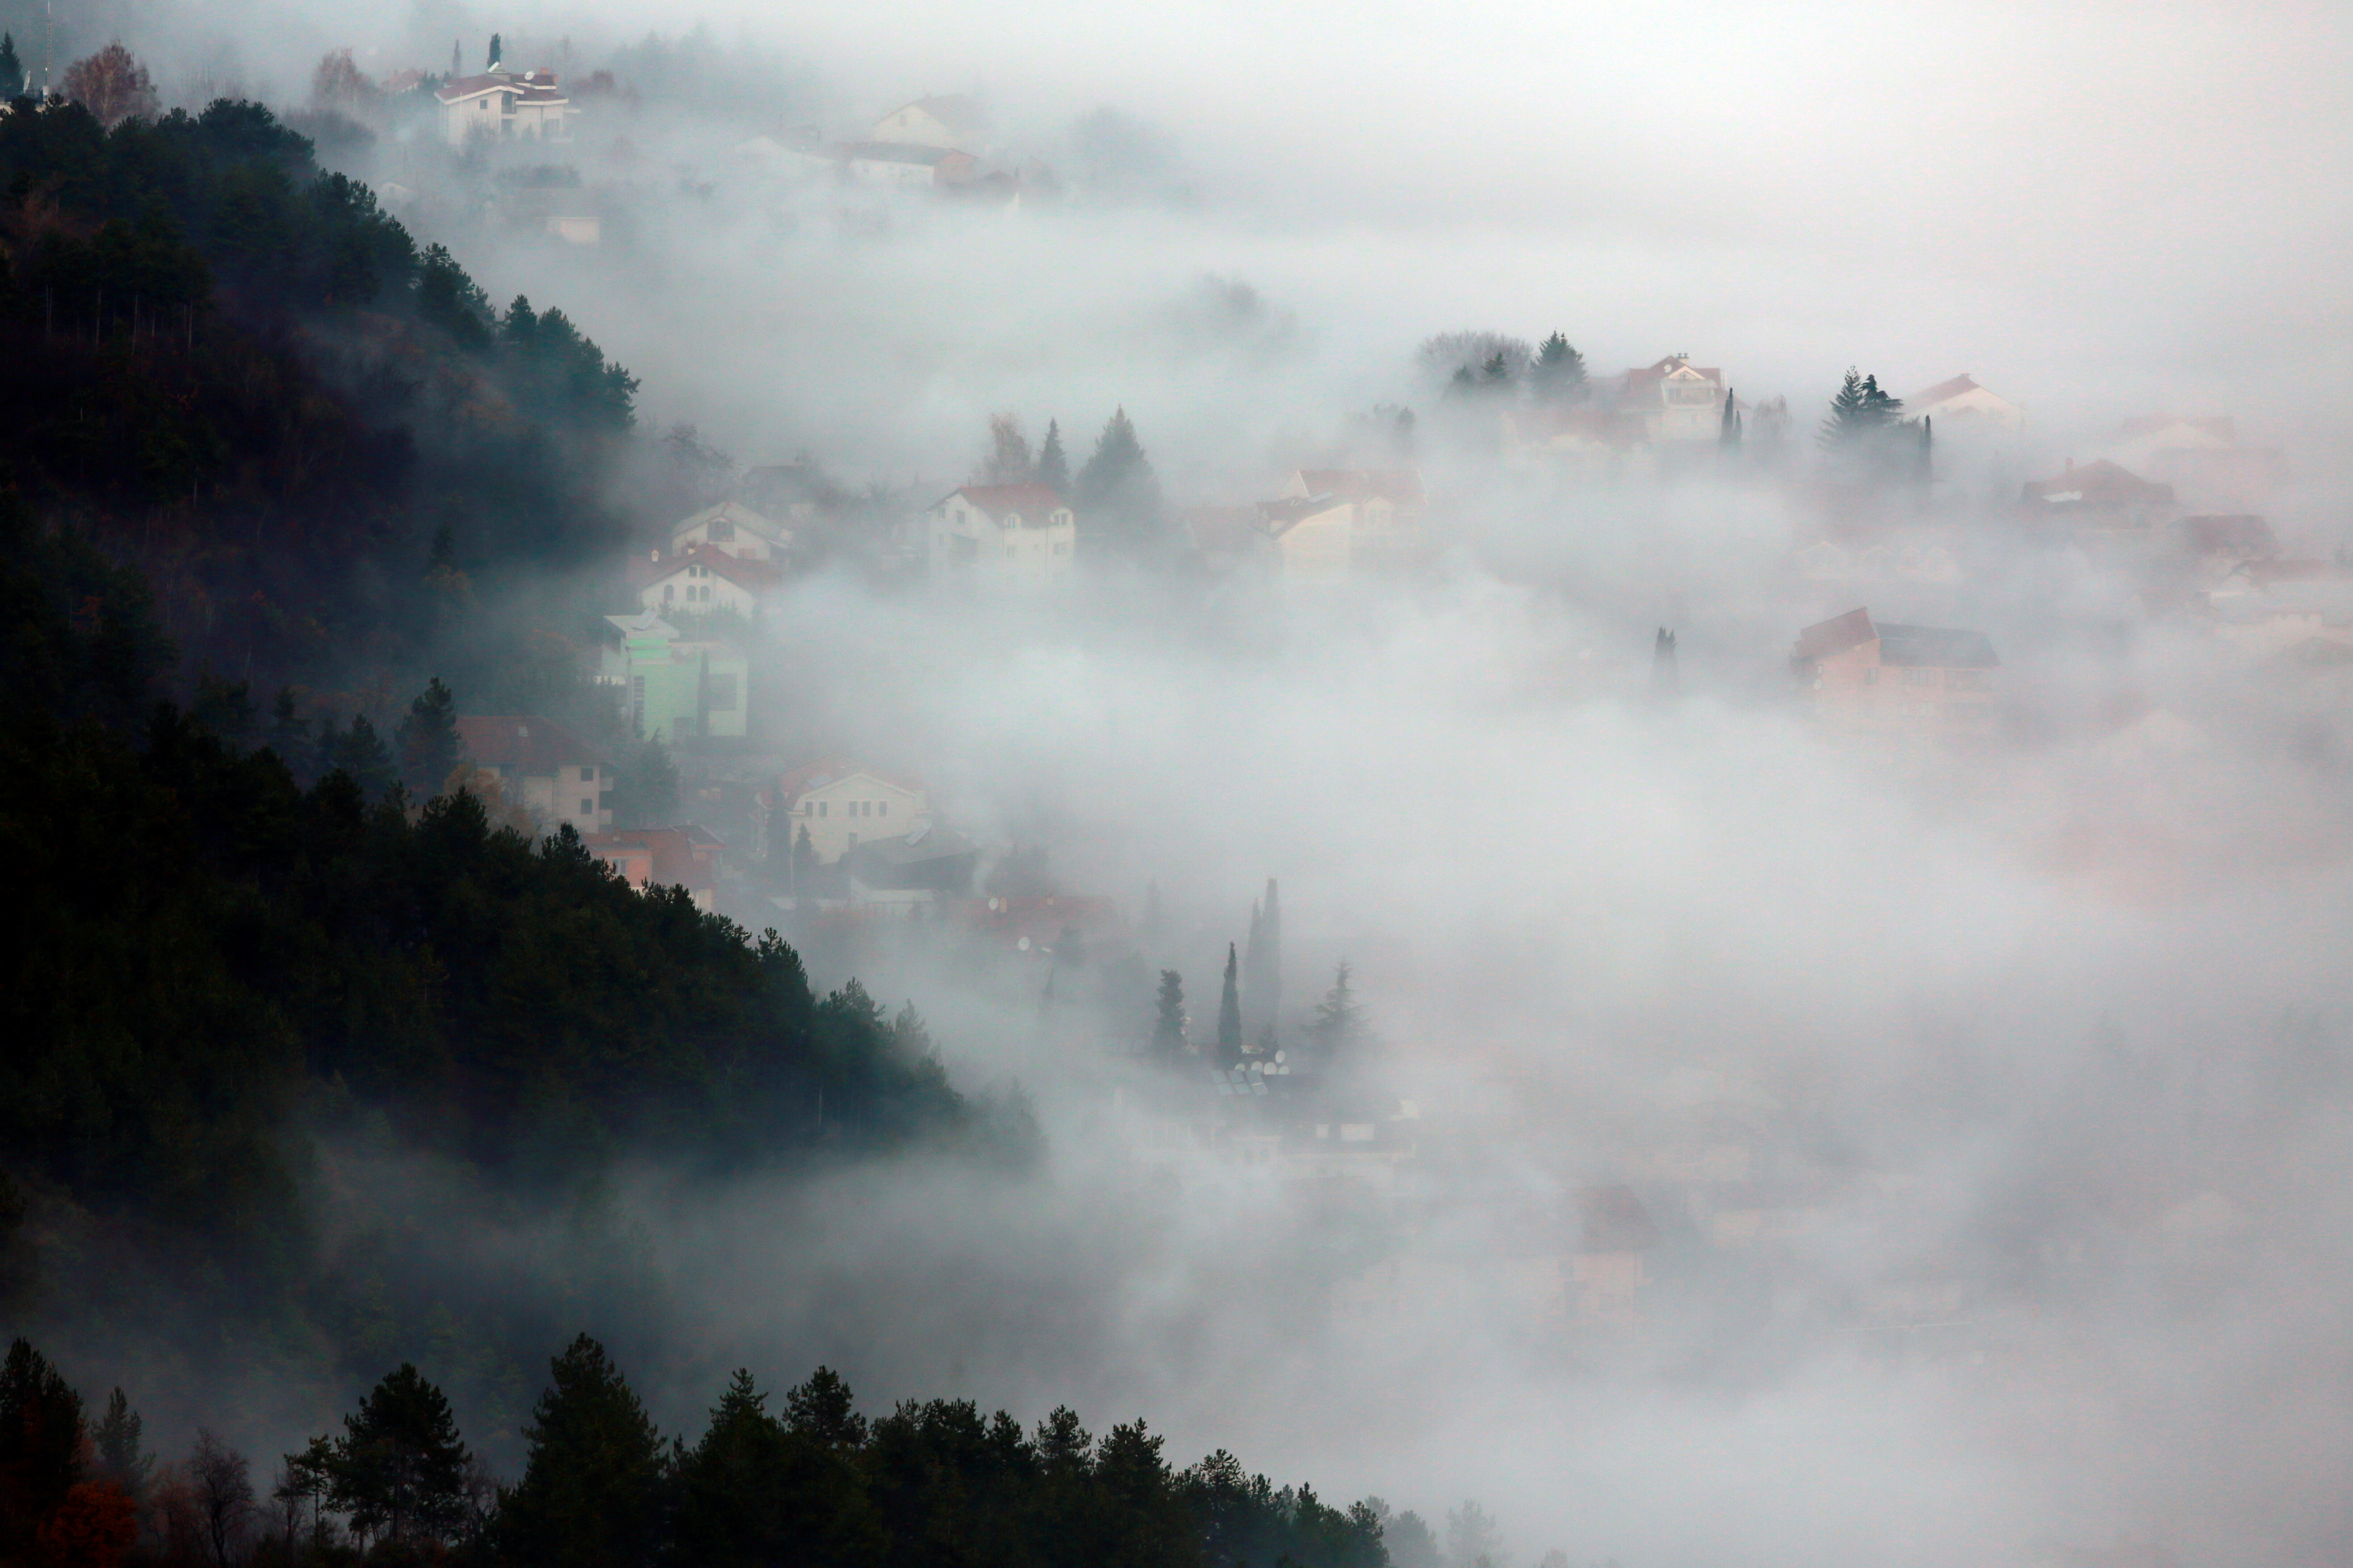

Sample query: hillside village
[8,27,2347,1509]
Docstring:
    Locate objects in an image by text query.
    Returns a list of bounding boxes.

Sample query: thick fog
[20,1,2353,1564]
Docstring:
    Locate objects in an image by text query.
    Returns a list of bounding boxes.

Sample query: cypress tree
[1151,970,1186,1060]
[488,33,502,69]
[1719,388,1741,450]
[0,35,23,100]
[1216,943,1242,1064]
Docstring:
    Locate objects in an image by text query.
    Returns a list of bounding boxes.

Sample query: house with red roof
[926,484,1075,588]
[584,825,725,909]
[435,66,571,147]
[454,716,613,832]
[1607,354,1727,442]
[776,759,931,864]
[629,541,784,620]
[1793,608,2000,734]
[2021,459,2179,532]
[1905,373,2024,432]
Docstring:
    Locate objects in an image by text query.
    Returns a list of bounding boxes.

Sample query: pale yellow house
[777,761,931,863]
[928,484,1075,588]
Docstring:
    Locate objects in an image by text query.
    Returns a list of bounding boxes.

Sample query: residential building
[1572,1186,1659,1326]
[927,483,1076,587]
[2095,415,2286,513]
[1253,495,1355,579]
[844,824,982,914]
[597,613,748,744]
[1792,607,2000,733]
[841,142,977,188]
[1500,406,1656,480]
[454,716,612,831]
[1904,373,2024,432]
[669,501,793,564]
[1607,354,1728,442]
[2175,515,2277,576]
[585,826,724,909]
[869,95,986,151]
[2021,459,2179,529]
[1277,468,1426,562]
[629,542,783,620]
[435,67,571,147]
[777,760,931,864]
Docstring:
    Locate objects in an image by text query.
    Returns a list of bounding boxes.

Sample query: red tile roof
[2021,458,2175,508]
[456,715,611,774]
[1793,607,1877,661]
[939,483,1067,522]
[627,541,785,593]
[585,827,720,892]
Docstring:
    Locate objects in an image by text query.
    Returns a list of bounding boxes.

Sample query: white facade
[435,70,572,148]
[670,501,792,563]
[783,770,932,863]
[1906,374,2025,432]
[870,97,983,151]
[928,486,1077,588]
[639,557,764,618]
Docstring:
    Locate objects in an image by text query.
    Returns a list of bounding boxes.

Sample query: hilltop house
[1277,468,1425,561]
[1904,374,2024,432]
[584,825,725,909]
[1608,355,1728,442]
[1252,495,1355,579]
[869,95,986,151]
[2021,459,2179,531]
[840,142,976,188]
[630,542,783,620]
[597,613,748,744]
[669,501,793,564]
[927,484,1076,586]
[2095,416,2286,513]
[454,715,612,831]
[435,67,571,146]
[1793,608,2000,733]
[844,824,983,914]
[777,760,931,864]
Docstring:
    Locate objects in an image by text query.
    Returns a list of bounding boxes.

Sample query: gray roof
[1876,623,1998,668]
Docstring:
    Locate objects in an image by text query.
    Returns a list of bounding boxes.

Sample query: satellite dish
[1273,1051,1285,1064]
[1017,936,1030,951]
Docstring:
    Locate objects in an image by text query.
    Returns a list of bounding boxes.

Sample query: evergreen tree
[1242,877,1282,1042]
[1308,960,1367,1061]
[330,1363,473,1548]
[1037,420,1070,495]
[92,1390,152,1502]
[1216,943,1242,1064]
[0,36,23,101]
[451,40,462,78]
[782,1367,867,1451]
[396,677,459,798]
[1719,387,1741,450]
[1817,368,1904,455]
[1074,408,1164,557]
[1151,970,1187,1060]
[323,714,397,800]
[488,33,503,69]
[0,1339,85,1564]
[494,1335,666,1568]
[1530,332,1586,401]
[673,1370,788,1568]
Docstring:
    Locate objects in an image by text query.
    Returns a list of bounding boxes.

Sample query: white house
[869,95,986,151]
[434,67,572,147]
[777,760,931,864]
[453,715,611,832]
[841,142,976,188]
[928,484,1076,587]
[1278,468,1426,561]
[1906,373,2024,432]
[669,501,793,564]
[1254,495,1354,579]
[629,542,783,619]
[1610,355,1727,442]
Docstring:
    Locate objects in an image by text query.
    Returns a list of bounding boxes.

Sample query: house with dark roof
[1793,608,2000,733]
[629,541,784,620]
[454,716,612,831]
[2021,459,2179,528]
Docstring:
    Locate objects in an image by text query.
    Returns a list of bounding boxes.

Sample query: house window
[878,801,888,817]
[1906,667,1937,687]
[662,585,674,603]
[580,766,594,782]
[707,674,738,709]
[818,802,827,817]
[579,798,593,814]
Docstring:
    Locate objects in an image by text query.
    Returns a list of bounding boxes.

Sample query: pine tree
[494,1335,665,1568]
[1074,408,1163,556]
[1531,332,1586,401]
[0,1339,86,1564]
[1817,368,1904,452]
[92,1390,152,1501]
[0,35,23,100]
[1216,943,1242,1064]
[1308,961,1366,1062]
[331,1363,473,1548]
[1151,970,1187,1060]
[1037,420,1069,495]
[396,678,459,797]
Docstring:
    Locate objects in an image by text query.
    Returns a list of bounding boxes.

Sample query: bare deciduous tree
[60,43,158,128]
[189,1430,254,1568]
